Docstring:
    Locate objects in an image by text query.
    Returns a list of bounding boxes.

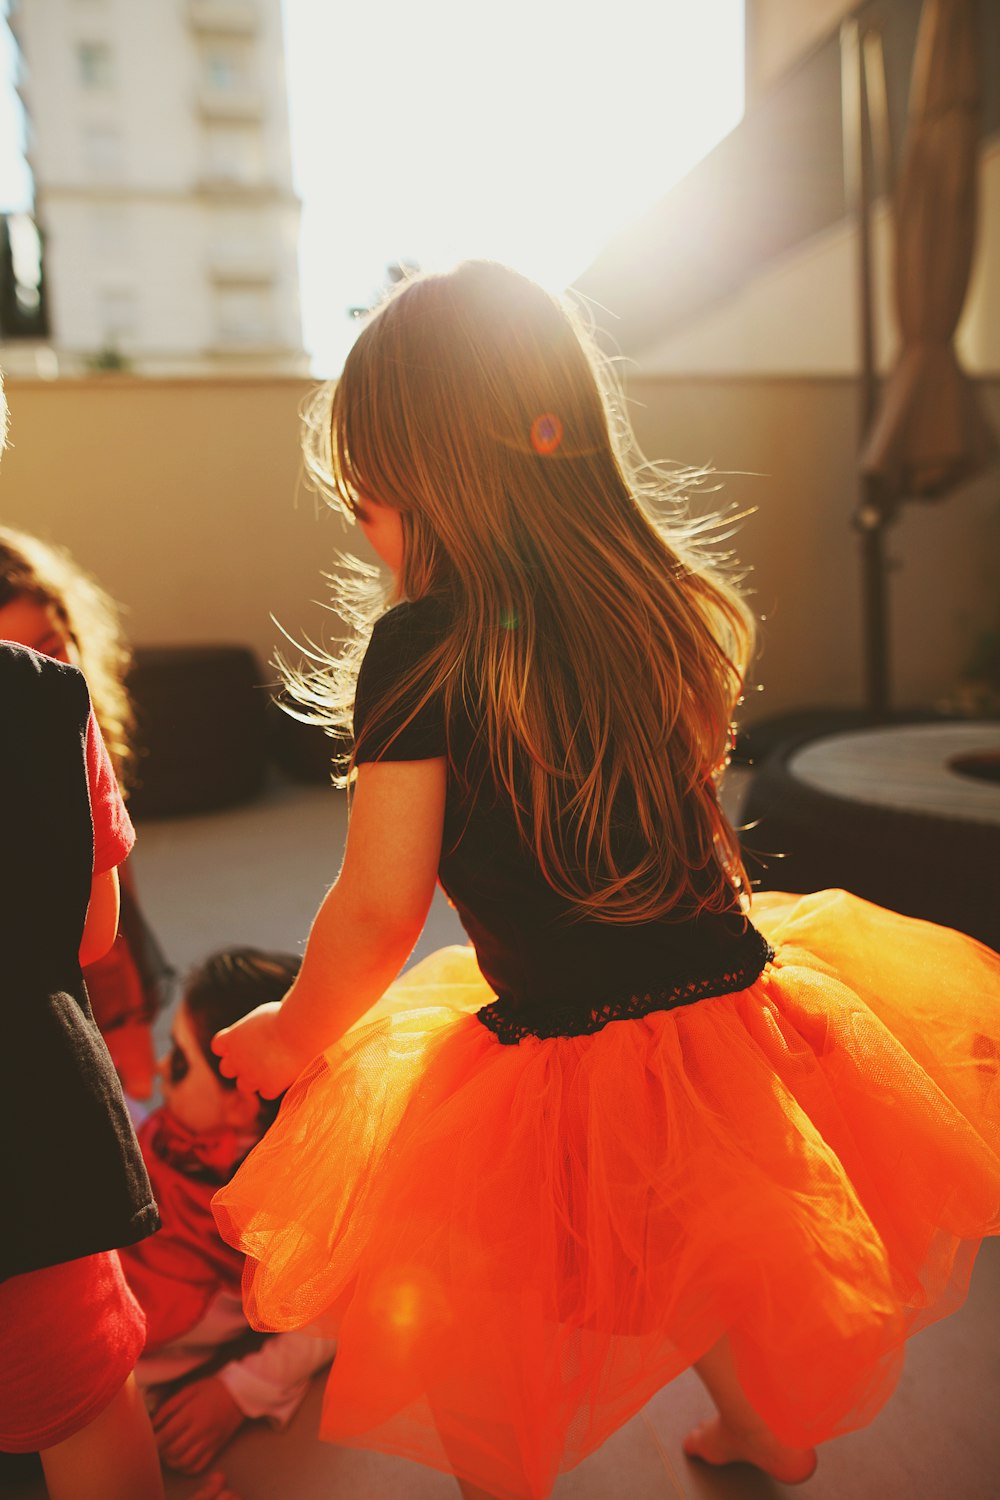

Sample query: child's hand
[152,1376,244,1475]
[212,1002,308,1099]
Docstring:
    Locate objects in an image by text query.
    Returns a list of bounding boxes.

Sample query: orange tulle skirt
[213,890,1000,1499]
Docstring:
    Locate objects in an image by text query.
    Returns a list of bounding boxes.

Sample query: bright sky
[0,10,30,210]
[0,1,745,375]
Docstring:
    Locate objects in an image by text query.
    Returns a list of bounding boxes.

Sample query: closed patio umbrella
[860,0,996,504]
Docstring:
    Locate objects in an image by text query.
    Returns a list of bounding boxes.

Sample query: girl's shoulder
[362,594,453,678]
[370,594,452,644]
[355,596,452,763]
[0,639,90,722]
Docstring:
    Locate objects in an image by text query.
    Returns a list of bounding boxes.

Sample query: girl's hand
[212,1003,309,1099]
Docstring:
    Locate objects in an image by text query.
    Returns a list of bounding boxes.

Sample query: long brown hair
[296,261,755,922]
[0,525,135,785]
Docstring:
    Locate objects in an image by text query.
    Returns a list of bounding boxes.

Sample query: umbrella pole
[857,482,891,717]
[843,18,891,720]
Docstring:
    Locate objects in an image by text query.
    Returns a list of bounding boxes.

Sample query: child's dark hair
[185,947,300,1128]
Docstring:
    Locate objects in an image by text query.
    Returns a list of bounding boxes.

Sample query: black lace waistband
[476,929,775,1045]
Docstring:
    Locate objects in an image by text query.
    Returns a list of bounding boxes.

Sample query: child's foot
[683,1417,818,1484]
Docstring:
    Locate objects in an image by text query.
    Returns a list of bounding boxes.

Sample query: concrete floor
[3,770,998,1499]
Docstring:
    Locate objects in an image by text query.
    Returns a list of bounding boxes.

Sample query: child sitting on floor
[119,948,336,1477]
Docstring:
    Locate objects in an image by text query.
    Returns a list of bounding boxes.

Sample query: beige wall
[625,375,1000,717]
[1,372,997,722]
[643,144,1000,377]
[0,375,348,682]
[747,0,859,100]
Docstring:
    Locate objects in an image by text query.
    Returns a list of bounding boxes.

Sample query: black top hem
[2,1201,162,1284]
[477,930,774,1043]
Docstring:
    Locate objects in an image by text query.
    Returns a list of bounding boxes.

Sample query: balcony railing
[197,83,265,121]
[207,332,284,357]
[197,169,273,196]
[187,1,259,35]
[208,250,276,284]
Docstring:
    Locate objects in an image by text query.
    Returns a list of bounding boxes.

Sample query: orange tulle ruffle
[213,889,1000,1500]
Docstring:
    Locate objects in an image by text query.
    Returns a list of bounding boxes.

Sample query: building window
[211,208,272,273]
[82,122,124,177]
[216,286,271,344]
[204,124,261,184]
[77,41,114,89]
[91,204,130,262]
[99,286,136,342]
[202,43,248,91]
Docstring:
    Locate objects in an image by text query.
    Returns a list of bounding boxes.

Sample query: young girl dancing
[212,261,1000,1500]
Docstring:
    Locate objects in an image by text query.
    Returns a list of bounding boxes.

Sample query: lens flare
[530,412,563,455]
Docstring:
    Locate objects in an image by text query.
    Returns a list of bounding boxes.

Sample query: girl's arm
[79,866,121,968]
[213,757,447,1097]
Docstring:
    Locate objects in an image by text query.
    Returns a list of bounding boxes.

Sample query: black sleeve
[353,601,448,763]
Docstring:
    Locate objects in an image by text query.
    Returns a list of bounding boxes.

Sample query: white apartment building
[6,0,307,374]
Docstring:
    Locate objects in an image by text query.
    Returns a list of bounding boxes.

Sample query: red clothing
[85,708,134,875]
[120,1111,249,1353]
[81,715,167,1039]
[0,1252,146,1452]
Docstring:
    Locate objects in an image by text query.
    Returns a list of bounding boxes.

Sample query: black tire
[266,692,349,785]
[126,646,269,819]
[742,728,1000,950]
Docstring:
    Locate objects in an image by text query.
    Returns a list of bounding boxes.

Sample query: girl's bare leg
[685,1336,817,1485]
[428,1395,504,1500]
[40,1373,164,1500]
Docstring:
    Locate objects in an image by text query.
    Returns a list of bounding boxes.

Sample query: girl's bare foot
[683,1417,817,1485]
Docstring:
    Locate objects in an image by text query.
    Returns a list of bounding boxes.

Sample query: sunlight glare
[0,9,31,214]
[0,2,744,373]
[283,0,744,373]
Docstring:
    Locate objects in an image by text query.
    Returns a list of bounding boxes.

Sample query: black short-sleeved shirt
[354,599,771,1039]
[0,643,160,1279]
